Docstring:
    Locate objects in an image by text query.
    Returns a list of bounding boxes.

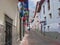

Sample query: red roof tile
[34,0,45,18]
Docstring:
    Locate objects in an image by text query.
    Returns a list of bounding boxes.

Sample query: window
[58,8,60,17]
[43,5,45,14]
[47,0,50,10]
[44,16,46,21]
[47,26,50,30]
[49,13,52,18]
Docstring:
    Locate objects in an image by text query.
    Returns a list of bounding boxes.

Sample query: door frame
[5,14,13,45]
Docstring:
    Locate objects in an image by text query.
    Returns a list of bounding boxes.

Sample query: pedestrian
[25,26,30,34]
[27,26,30,31]
[28,27,30,31]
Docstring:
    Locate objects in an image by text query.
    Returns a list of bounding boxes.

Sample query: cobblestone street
[0,0,60,45]
[20,30,60,45]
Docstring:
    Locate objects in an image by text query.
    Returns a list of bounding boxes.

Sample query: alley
[20,30,60,45]
[0,0,60,45]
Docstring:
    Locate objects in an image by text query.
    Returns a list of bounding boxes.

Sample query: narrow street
[20,30,60,45]
[0,0,60,45]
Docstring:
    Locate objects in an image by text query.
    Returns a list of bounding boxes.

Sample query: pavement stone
[20,30,60,45]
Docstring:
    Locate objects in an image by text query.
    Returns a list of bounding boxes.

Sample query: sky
[29,0,40,18]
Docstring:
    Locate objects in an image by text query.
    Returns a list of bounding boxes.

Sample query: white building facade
[37,0,60,33]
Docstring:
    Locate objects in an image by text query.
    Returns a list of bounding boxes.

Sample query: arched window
[49,13,52,19]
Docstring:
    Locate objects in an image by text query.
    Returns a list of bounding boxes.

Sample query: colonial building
[0,0,20,45]
[35,0,60,33]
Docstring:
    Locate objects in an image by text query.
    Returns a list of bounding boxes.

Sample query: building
[35,0,60,33]
[0,0,20,45]
[30,1,40,30]
[33,0,60,40]
[18,0,29,41]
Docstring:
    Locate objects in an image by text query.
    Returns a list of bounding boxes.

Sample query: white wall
[39,0,60,33]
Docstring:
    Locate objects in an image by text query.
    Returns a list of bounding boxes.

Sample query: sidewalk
[19,33,29,45]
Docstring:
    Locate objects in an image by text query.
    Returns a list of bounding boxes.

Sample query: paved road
[20,30,60,45]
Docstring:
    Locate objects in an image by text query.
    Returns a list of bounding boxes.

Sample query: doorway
[5,15,13,45]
